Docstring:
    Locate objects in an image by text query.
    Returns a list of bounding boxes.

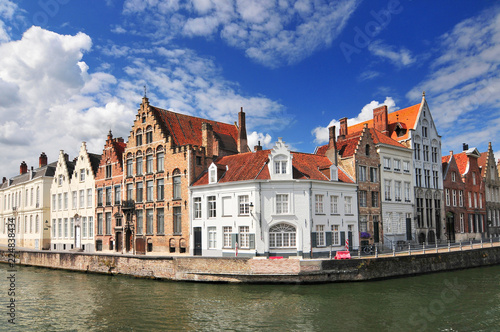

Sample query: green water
[1,263,499,331]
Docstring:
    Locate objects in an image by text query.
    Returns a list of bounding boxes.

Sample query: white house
[0,153,54,250]
[50,143,101,252]
[189,138,359,258]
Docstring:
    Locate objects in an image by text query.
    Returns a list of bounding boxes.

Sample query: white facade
[189,139,359,258]
[50,143,97,252]
[378,143,415,247]
[0,159,54,250]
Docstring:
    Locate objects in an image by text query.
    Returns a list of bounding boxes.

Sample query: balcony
[122,200,135,210]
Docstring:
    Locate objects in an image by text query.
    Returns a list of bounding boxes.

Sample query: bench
[334,251,351,259]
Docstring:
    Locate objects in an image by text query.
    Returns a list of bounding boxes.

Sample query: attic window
[142,113,146,123]
[209,168,217,184]
[274,161,287,174]
[395,125,406,137]
[365,144,370,156]
[330,165,338,181]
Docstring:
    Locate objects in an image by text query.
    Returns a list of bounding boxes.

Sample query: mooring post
[436,241,438,253]
[460,240,462,251]
[470,239,473,249]
[481,237,483,249]
[448,241,451,252]
[393,246,395,257]
[375,245,378,258]
[423,243,425,254]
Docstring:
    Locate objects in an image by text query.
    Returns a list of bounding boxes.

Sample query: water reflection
[1,264,499,331]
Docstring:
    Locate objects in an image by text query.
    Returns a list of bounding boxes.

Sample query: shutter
[249,234,255,249]
[231,234,238,249]
[406,218,412,240]
[311,232,317,248]
[325,231,332,246]
[340,231,346,246]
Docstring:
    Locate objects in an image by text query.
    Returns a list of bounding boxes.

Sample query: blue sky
[1,0,500,177]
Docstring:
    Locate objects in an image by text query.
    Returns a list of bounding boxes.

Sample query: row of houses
[1,94,500,257]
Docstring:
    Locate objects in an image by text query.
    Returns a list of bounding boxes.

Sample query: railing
[122,200,135,209]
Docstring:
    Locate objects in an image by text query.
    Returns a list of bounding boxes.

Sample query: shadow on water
[1,264,499,331]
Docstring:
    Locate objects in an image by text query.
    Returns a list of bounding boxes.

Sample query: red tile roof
[152,106,239,151]
[368,128,407,148]
[348,102,421,141]
[453,152,469,175]
[478,152,488,177]
[192,150,354,186]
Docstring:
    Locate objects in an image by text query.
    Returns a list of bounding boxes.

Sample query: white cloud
[121,0,360,67]
[311,97,397,144]
[368,40,415,67]
[248,131,272,151]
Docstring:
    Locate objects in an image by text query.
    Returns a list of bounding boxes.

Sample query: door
[75,226,81,249]
[406,218,412,241]
[116,232,122,252]
[446,214,455,243]
[194,227,202,256]
[347,226,353,251]
[125,229,131,252]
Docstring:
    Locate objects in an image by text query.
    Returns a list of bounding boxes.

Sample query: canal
[1,263,499,331]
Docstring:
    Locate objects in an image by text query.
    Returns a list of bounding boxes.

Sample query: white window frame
[315,194,324,214]
[276,194,289,214]
[208,227,217,249]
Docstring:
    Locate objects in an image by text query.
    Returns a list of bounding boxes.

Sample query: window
[63,193,68,210]
[58,193,62,210]
[359,191,367,207]
[332,225,339,245]
[331,195,338,214]
[52,219,56,238]
[136,157,143,175]
[360,216,367,232]
[127,184,133,201]
[209,168,217,184]
[452,190,457,206]
[316,225,325,247]
[136,210,143,235]
[370,167,378,182]
[414,143,421,160]
[468,192,472,208]
[127,159,133,177]
[365,144,370,156]
[479,193,483,209]
[157,152,164,172]
[105,164,112,178]
[146,155,153,173]
[52,194,56,211]
[114,186,120,204]
[194,197,202,219]
[404,182,411,202]
[145,126,153,144]
[80,169,85,182]
[72,191,77,208]
[358,166,366,181]
[385,180,392,201]
[105,188,112,206]
[394,159,401,172]
[474,193,478,208]
[422,126,428,138]
[105,212,111,235]
[269,223,296,248]
[452,172,456,182]
[63,218,68,238]
[432,147,438,163]
[87,189,93,207]
[433,171,439,189]
[423,145,429,162]
[383,157,391,170]
[157,179,164,200]
[345,196,352,214]
[136,132,142,146]
[275,160,287,174]
[173,175,181,199]
[223,226,232,248]
[276,194,289,214]
[146,209,153,234]
[88,216,93,238]
[157,208,164,234]
[97,213,103,235]
[30,188,33,206]
[82,217,87,238]
[136,182,143,202]
[239,195,250,215]
[446,189,450,206]
[239,226,250,248]
[173,207,182,235]
[416,168,422,187]
[403,161,410,173]
[394,181,402,201]
[460,214,464,233]
[472,172,476,185]
[424,170,430,188]
[208,227,217,249]
[315,194,324,213]
[58,174,63,186]
[372,191,379,207]
[208,196,216,218]
[146,180,153,201]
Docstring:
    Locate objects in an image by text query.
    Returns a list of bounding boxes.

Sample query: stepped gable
[348,102,421,141]
[151,106,239,152]
[336,132,362,158]
[478,151,488,177]
[192,150,353,186]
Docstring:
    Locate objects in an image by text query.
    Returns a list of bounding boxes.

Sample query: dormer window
[330,165,338,181]
[209,164,217,184]
[275,160,287,174]
[58,174,63,186]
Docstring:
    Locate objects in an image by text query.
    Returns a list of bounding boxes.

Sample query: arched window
[36,187,40,207]
[141,113,146,123]
[136,151,143,176]
[30,215,33,233]
[157,146,164,172]
[269,223,296,248]
[36,215,39,233]
[365,144,370,156]
[146,149,154,174]
[136,129,143,147]
[173,169,181,199]
[146,125,153,144]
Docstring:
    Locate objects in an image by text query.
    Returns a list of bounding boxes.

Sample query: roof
[152,106,239,152]
[0,161,57,189]
[453,152,469,176]
[478,151,488,177]
[192,150,353,186]
[348,102,421,141]
[88,153,102,176]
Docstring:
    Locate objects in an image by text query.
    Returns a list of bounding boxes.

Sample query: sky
[1,0,500,178]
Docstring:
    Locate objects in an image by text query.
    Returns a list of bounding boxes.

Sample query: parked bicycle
[362,244,375,255]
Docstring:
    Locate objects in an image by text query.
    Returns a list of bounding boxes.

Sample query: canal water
[1,263,499,331]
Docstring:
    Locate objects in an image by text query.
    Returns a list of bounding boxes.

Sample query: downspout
[309,181,313,259]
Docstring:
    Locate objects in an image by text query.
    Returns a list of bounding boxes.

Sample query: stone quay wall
[1,247,500,283]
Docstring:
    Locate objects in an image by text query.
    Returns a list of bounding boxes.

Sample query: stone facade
[94,131,126,253]
[478,142,500,237]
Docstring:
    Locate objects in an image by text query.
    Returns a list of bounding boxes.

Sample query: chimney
[64,153,69,162]
[450,150,453,156]
[339,117,348,139]
[202,122,214,158]
[463,143,469,151]
[373,105,389,136]
[39,152,47,167]
[2,177,6,184]
[326,126,338,165]
[238,107,248,153]
[254,140,263,152]
[20,161,28,174]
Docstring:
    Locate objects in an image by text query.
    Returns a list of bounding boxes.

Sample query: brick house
[123,96,248,254]
[442,152,467,242]
[452,145,487,240]
[477,142,500,237]
[316,121,382,247]
[94,131,126,253]
[190,138,358,258]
